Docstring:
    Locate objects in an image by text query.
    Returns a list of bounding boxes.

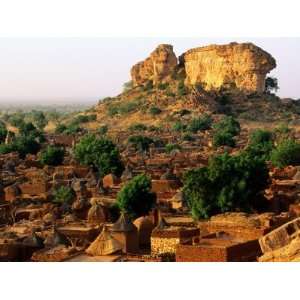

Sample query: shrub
[129,123,148,132]
[149,106,162,116]
[165,143,181,154]
[182,134,195,142]
[213,116,240,136]
[187,114,212,133]
[128,135,154,151]
[212,116,240,148]
[52,186,75,205]
[32,111,48,130]
[123,80,133,92]
[183,152,269,220]
[116,174,156,219]
[177,109,191,117]
[0,122,8,143]
[74,134,124,177]
[98,125,108,135]
[172,121,186,132]
[270,139,300,168]
[143,80,153,92]
[40,146,65,166]
[245,129,274,161]
[212,130,236,148]
[265,77,279,94]
[55,124,67,134]
[177,80,187,96]
[157,82,169,90]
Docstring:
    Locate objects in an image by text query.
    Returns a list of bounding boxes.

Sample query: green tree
[187,114,212,133]
[265,77,279,94]
[32,111,48,131]
[183,151,269,220]
[116,174,156,219]
[245,129,274,161]
[40,146,65,166]
[270,139,300,168]
[149,106,162,116]
[212,116,240,148]
[74,134,124,177]
[0,121,8,143]
[128,135,154,151]
[52,186,75,205]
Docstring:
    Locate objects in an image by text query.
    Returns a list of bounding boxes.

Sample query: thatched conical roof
[86,226,123,256]
[111,213,137,232]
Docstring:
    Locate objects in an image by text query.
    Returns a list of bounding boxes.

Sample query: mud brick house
[151,218,199,256]
[133,216,155,247]
[199,212,291,241]
[57,222,100,247]
[110,213,139,254]
[176,232,261,262]
[151,179,182,205]
[259,217,300,254]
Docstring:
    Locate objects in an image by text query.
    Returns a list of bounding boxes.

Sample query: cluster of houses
[1,130,300,262]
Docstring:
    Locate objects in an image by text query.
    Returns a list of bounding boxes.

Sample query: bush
[55,124,67,134]
[123,80,133,92]
[40,146,65,166]
[116,174,156,219]
[129,123,148,132]
[128,135,154,151]
[212,116,240,148]
[157,82,169,90]
[32,111,48,130]
[213,116,240,136]
[177,80,187,96]
[183,152,269,220]
[52,186,75,205]
[98,125,108,135]
[265,77,279,94]
[143,80,153,92]
[187,114,212,133]
[0,122,8,143]
[213,130,236,148]
[182,134,195,142]
[172,121,186,132]
[149,106,162,116]
[74,134,124,177]
[270,139,300,168]
[165,143,181,154]
[245,129,274,161]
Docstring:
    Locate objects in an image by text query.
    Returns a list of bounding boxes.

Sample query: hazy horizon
[1,37,300,103]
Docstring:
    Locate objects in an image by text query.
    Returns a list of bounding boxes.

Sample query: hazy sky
[0,37,299,103]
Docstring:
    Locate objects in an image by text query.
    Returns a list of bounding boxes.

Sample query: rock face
[181,42,276,93]
[131,44,177,86]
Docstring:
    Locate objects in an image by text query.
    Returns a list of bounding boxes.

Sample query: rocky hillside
[86,42,300,133]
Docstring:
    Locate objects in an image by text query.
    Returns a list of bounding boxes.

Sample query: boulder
[180,42,276,94]
[131,44,177,86]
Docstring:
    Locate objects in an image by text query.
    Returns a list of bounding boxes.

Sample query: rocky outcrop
[131,44,177,86]
[181,42,276,93]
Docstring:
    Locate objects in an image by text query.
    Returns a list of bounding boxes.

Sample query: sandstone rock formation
[181,42,276,93]
[131,44,177,86]
[130,42,276,94]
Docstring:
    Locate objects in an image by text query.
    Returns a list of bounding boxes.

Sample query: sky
[0,37,299,104]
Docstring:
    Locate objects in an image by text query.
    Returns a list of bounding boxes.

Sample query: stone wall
[151,236,180,255]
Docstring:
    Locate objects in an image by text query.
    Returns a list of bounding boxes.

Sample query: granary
[85,226,123,256]
[110,213,139,254]
[176,231,261,262]
[133,216,155,247]
[151,216,199,256]
[87,201,108,225]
